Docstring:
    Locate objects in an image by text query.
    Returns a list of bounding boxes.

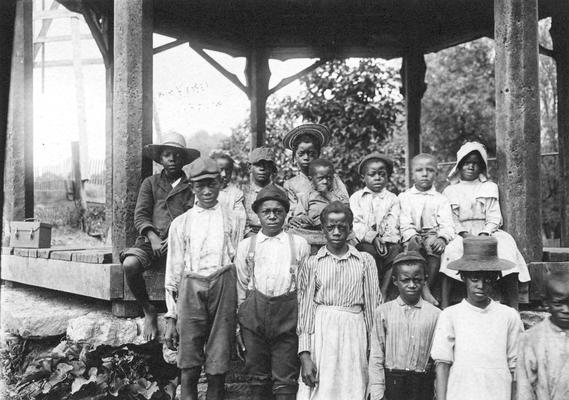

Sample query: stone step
[543,247,569,262]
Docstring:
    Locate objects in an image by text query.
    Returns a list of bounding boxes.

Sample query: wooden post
[401,52,427,187]
[70,15,89,178]
[3,0,33,234]
[245,48,270,150]
[494,0,542,261]
[71,141,87,231]
[551,14,569,247]
[112,0,153,261]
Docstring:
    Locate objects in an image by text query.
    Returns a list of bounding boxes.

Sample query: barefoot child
[517,269,569,400]
[369,251,440,400]
[290,158,348,230]
[431,236,524,400]
[440,142,530,309]
[243,147,278,237]
[235,185,310,400]
[398,153,454,306]
[350,152,402,299]
[120,132,199,341]
[297,202,381,400]
[164,157,237,400]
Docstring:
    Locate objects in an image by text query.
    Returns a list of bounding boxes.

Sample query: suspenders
[245,232,298,294]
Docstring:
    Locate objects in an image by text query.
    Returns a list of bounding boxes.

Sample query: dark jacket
[134,170,194,239]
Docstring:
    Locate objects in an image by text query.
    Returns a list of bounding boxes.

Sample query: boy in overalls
[235,185,310,400]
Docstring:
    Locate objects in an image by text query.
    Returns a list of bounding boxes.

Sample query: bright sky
[33,9,314,169]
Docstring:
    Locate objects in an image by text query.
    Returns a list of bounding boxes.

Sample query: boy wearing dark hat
[398,153,454,307]
[120,131,200,341]
[164,157,237,400]
[243,147,279,237]
[369,251,440,400]
[431,236,523,400]
[350,152,402,299]
[235,184,310,400]
[517,269,569,400]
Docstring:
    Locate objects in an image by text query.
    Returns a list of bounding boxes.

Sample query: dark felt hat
[142,132,200,165]
[251,184,290,214]
[187,157,220,181]
[249,147,275,164]
[358,152,394,175]
[393,251,426,266]
[282,124,331,151]
[448,236,515,272]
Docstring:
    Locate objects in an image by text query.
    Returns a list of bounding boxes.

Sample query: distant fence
[34,159,105,205]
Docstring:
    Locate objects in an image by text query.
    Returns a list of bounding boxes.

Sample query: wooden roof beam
[154,39,187,54]
[189,43,248,94]
[268,59,327,96]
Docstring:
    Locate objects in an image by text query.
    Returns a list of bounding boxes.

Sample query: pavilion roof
[62,0,562,60]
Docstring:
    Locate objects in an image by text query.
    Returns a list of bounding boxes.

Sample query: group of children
[120,125,567,400]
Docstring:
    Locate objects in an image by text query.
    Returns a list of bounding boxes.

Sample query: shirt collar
[316,244,362,261]
[396,296,423,308]
[461,298,494,313]
[257,230,286,243]
[409,185,437,195]
[195,202,220,213]
[546,317,569,335]
[362,186,387,198]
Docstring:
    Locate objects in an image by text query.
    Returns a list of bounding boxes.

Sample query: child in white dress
[439,142,530,309]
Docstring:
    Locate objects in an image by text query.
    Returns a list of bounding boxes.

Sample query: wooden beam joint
[189,44,248,94]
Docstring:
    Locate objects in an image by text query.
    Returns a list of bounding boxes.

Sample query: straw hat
[282,124,331,151]
[142,132,200,165]
[448,236,515,272]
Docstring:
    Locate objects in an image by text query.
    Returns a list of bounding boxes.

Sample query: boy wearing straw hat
[120,131,200,341]
[431,236,524,400]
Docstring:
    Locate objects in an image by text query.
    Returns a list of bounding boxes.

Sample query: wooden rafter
[80,3,112,67]
[268,59,327,96]
[189,44,248,95]
[33,0,59,60]
[539,44,556,59]
[154,39,187,54]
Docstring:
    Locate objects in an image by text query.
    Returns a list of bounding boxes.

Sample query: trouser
[385,369,435,400]
[356,242,402,276]
[238,289,299,395]
[177,265,237,374]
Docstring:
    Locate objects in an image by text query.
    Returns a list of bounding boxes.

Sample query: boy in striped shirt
[368,251,440,400]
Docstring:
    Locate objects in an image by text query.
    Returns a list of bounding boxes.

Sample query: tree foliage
[221,59,405,193]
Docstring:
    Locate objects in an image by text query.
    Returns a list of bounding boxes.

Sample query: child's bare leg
[422,256,440,306]
[123,256,158,340]
[441,275,452,309]
[180,367,201,400]
[206,374,226,400]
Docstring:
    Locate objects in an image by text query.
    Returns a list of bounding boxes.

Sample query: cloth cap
[187,157,220,181]
[448,236,515,272]
[142,131,200,165]
[251,184,290,214]
[249,147,275,164]
[283,124,331,151]
[393,250,426,266]
[447,142,489,183]
[358,152,394,176]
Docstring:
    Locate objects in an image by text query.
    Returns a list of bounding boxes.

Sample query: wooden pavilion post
[551,13,569,247]
[401,52,427,187]
[112,0,153,261]
[246,48,270,150]
[494,0,542,261]
[3,0,33,232]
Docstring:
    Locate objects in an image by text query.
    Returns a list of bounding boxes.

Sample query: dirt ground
[50,226,106,248]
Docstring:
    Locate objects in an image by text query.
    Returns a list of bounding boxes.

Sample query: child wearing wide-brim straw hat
[431,236,524,400]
